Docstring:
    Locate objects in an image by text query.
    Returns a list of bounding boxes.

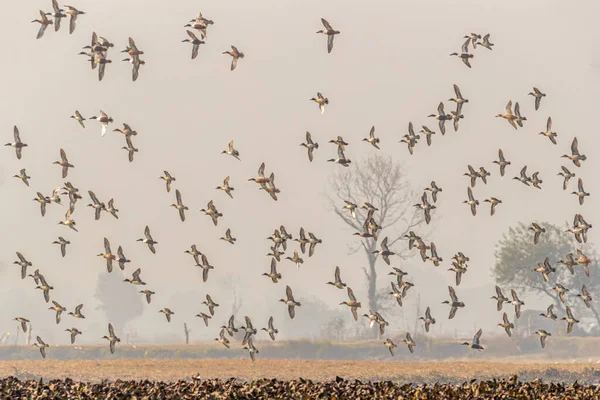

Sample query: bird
[372,237,395,265]
[215,328,230,349]
[216,176,235,199]
[262,258,282,283]
[362,126,380,150]
[31,10,53,39]
[328,136,348,151]
[65,328,82,344]
[514,102,527,127]
[463,33,481,48]
[575,249,592,277]
[326,266,347,289]
[442,286,465,319]
[5,126,28,159]
[67,304,85,320]
[140,290,155,304]
[171,189,188,222]
[87,191,106,220]
[491,285,509,311]
[49,301,66,324]
[35,274,53,303]
[419,306,436,333]
[306,232,322,257]
[327,146,351,167]
[562,306,579,334]
[222,46,244,71]
[200,200,223,226]
[339,287,362,321]
[262,316,278,341]
[476,33,494,50]
[137,226,157,254]
[64,5,85,34]
[220,228,236,244]
[340,201,358,220]
[300,132,319,161]
[106,199,119,219]
[196,312,211,327]
[222,140,241,161]
[240,316,258,346]
[463,187,479,216]
[89,111,113,137]
[496,101,518,130]
[159,171,176,192]
[33,336,49,358]
[483,197,502,216]
[534,330,551,349]
[528,87,546,110]
[317,18,340,53]
[448,261,468,286]
[529,223,546,245]
[97,238,116,272]
[279,285,301,319]
[46,0,66,31]
[14,252,32,280]
[182,30,204,59]
[561,137,586,167]
[425,181,442,203]
[559,251,577,273]
[285,250,304,269]
[539,117,557,145]
[498,313,514,337]
[70,111,86,128]
[14,318,29,333]
[221,315,238,337]
[464,165,479,188]
[102,323,120,354]
[419,126,436,146]
[571,178,590,205]
[13,168,31,187]
[553,283,569,304]
[242,338,259,362]
[414,192,435,224]
[427,242,443,266]
[450,38,474,68]
[558,166,575,190]
[539,304,557,320]
[428,102,452,135]
[159,308,175,323]
[389,282,404,307]
[383,338,397,356]
[509,289,525,318]
[576,285,592,308]
[493,149,511,177]
[310,92,329,115]
[196,254,214,282]
[401,333,416,354]
[513,166,531,186]
[124,268,146,285]
[462,329,484,351]
[185,245,202,264]
[533,257,555,282]
[123,57,145,82]
[449,84,469,114]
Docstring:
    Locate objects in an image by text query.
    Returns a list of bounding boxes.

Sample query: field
[3,359,600,384]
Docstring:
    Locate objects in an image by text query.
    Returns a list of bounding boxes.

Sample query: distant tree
[492,222,600,333]
[95,270,144,336]
[328,154,425,318]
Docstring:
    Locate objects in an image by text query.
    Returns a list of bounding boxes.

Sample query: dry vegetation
[3,359,600,384]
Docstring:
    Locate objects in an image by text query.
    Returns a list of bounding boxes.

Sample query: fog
[0,0,599,348]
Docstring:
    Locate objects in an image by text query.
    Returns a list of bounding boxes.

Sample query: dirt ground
[2,359,598,383]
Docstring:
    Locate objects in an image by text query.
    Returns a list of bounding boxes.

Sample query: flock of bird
[5,2,595,362]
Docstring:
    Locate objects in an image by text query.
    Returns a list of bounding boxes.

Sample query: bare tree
[184,322,191,344]
[328,154,425,316]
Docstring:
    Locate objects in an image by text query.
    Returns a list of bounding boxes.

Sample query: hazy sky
[1,0,599,347]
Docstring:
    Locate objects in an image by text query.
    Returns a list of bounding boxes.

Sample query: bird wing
[321,18,333,30]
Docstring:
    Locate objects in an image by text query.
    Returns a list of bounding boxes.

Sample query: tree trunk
[25,323,31,346]
[184,323,191,344]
